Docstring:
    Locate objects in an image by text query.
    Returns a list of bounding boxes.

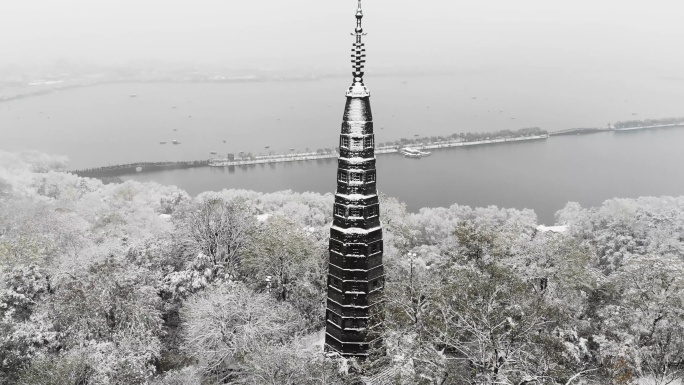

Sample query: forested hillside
[1,151,683,384]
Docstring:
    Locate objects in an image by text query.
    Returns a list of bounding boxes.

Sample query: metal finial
[354,0,364,35]
[347,0,370,97]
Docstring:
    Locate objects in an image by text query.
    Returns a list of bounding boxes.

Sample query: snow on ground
[302,328,326,352]
[536,224,568,233]
[256,213,271,222]
[637,378,681,385]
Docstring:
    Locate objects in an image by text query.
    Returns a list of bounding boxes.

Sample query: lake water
[1,75,683,223]
[120,128,684,224]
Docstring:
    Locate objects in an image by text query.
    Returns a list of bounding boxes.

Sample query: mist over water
[1,72,683,169]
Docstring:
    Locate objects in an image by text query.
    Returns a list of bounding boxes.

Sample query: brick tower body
[324,0,384,358]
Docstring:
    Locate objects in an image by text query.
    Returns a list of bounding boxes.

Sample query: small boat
[172,140,181,145]
[223,140,226,143]
[173,128,177,131]
[400,147,431,158]
[159,141,167,144]
[210,151,217,155]
[264,146,270,149]
[129,94,137,98]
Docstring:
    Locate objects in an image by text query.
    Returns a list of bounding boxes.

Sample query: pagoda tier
[325,1,384,358]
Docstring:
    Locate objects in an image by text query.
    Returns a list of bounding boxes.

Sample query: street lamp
[408,252,417,267]
[265,276,272,294]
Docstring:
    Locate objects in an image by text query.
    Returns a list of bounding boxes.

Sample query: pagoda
[325,0,385,358]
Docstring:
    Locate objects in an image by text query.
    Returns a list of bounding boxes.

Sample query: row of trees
[379,127,547,148]
[613,117,684,129]
[232,128,550,160]
[1,150,683,384]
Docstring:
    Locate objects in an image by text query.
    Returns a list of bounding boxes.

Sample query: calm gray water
[121,128,684,224]
[1,75,683,223]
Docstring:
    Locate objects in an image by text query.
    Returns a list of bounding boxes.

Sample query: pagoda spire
[348,0,370,97]
[325,0,384,358]
[354,0,364,37]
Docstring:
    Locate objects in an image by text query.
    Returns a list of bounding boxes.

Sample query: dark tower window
[341,136,350,148]
[338,171,348,182]
[366,172,375,182]
[351,138,363,150]
[367,206,377,217]
[364,136,374,148]
[335,206,346,217]
[350,172,362,183]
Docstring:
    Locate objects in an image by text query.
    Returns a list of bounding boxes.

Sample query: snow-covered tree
[173,196,256,280]
[241,215,327,328]
[180,283,303,382]
[595,254,684,384]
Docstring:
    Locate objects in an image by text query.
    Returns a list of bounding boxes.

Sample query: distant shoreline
[0,70,503,103]
[0,73,434,103]
[68,120,684,180]
[70,134,549,179]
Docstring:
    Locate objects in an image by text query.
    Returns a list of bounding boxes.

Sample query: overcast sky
[1,0,683,76]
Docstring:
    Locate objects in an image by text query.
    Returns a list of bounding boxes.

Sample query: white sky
[1,0,683,75]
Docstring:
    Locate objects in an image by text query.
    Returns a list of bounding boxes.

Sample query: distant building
[325,0,384,358]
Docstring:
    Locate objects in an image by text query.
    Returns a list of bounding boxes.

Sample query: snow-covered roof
[338,156,375,164]
[335,192,375,200]
[361,367,400,385]
[331,225,381,234]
